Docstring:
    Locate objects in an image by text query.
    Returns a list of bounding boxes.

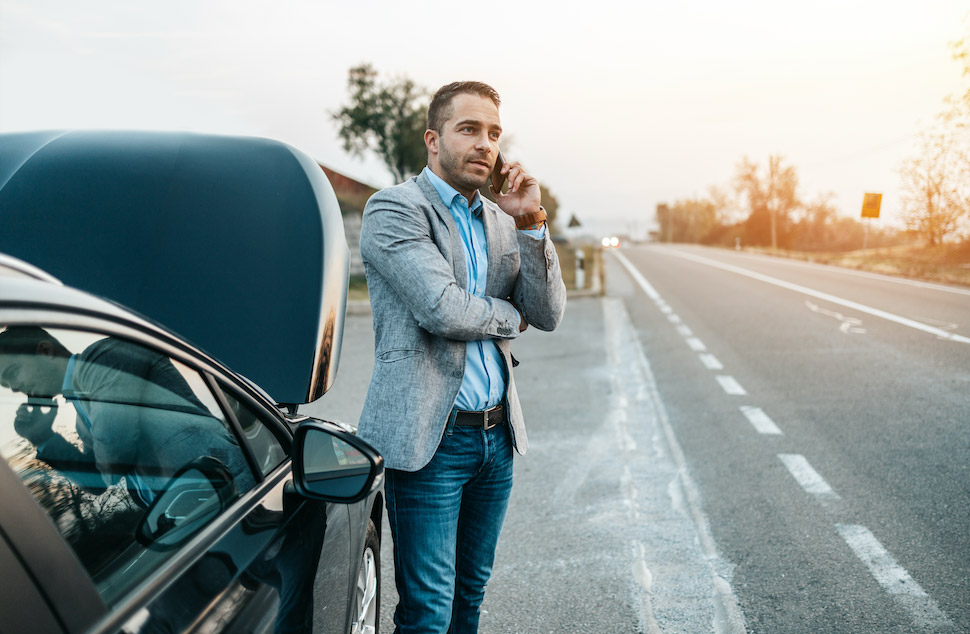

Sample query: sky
[2,0,968,239]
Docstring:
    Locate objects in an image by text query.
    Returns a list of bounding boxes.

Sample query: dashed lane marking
[699,353,724,370]
[686,337,707,351]
[837,524,956,631]
[778,454,840,501]
[740,406,782,435]
[716,375,747,395]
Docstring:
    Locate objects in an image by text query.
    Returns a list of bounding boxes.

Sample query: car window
[0,326,257,606]
[218,385,287,476]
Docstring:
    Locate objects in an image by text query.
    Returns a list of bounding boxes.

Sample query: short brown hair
[0,326,70,357]
[427,81,501,133]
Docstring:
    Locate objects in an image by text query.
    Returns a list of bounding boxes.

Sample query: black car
[0,132,384,634]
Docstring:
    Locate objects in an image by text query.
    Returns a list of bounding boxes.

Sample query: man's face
[427,93,502,198]
[0,348,62,398]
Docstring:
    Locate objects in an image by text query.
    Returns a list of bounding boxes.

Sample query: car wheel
[351,519,380,634]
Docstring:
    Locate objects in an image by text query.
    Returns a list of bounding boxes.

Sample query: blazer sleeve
[360,188,523,341]
[509,229,567,332]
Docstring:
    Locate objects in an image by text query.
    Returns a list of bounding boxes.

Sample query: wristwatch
[514,206,547,230]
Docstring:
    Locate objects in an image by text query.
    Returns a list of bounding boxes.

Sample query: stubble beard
[438,143,489,195]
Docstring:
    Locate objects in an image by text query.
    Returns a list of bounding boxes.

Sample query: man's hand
[489,159,541,219]
[509,299,529,333]
[14,400,58,446]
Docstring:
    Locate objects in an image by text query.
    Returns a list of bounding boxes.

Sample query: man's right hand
[14,401,58,446]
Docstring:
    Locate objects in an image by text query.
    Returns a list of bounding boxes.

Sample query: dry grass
[747,242,970,288]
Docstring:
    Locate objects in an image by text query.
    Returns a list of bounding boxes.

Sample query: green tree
[332,64,428,182]
[734,155,800,249]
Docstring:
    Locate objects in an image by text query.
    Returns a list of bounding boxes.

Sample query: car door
[0,321,354,633]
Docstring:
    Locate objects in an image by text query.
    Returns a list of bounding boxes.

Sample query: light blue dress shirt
[423,167,544,411]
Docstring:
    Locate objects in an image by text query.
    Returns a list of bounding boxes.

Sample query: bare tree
[900,18,970,246]
[734,155,800,249]
[899,132,967,245]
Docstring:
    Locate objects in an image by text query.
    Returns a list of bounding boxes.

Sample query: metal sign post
[861,193,882,262]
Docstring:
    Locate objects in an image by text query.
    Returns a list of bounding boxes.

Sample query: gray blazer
[357,172,566,471]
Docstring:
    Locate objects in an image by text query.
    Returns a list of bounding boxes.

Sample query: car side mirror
[292,421,384,503]
[136,456,237,550]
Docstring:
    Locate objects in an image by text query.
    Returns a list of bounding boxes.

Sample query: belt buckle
[483,405,500,431]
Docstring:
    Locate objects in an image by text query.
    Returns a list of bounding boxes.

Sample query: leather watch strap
[514,206,547,230]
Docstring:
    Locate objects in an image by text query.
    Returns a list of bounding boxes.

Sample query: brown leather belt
[454,403,504,430]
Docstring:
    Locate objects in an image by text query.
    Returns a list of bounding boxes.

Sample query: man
[357,81,566,633]
[0,326,255,503]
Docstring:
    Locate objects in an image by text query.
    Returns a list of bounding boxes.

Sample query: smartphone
[490,151,507,193]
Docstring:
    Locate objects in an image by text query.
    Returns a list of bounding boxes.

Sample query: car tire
[351,519,380,634]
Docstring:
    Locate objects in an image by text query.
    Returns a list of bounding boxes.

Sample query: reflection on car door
[127,470,352,634]
[0,323,355,633]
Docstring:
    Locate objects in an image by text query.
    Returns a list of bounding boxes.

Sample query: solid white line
[699,353,724,370]
[708,247,970,296]
[716,375,747,395]
[660,249,970,344]
[686,337,707,351]
[778,454,839,499]
[740,406,782,434]
[836,524,955,630]
[614,251,662,301]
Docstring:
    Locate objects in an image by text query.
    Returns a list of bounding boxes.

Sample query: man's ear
[425,129,438,156]
[35,341,54,357]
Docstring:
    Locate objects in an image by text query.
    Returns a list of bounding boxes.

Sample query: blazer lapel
[416,172,468,290]
[482,201,509,298]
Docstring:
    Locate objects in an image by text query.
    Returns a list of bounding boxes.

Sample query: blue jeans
[386,412,514,634]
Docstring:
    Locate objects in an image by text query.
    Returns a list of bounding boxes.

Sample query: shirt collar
[61,354,78,396]
[423,166,483,215]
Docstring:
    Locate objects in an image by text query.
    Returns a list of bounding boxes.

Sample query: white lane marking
[604,297,747,633]
[740,406,782,435]
[778,454,839,500]
[667,314,682,324]
[614,251,662,301]
[716,375,747,395]
[699,353,724,370]
[806,301,867,335]
[659,304,673,314]
[632,540,661,634]
[660,249,970,344]
[793,258,970,296]
[686,337,707,351]
[837,524,956,631]
[676,325,693,337]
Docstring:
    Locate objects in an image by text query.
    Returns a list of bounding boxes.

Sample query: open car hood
[0,130,349,406]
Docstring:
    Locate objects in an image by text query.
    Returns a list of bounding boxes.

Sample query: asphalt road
[609,244,970,633]
[305,244,970,632]
[308,291,747,632]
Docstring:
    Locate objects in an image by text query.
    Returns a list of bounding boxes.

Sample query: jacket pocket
[377,349,423,363]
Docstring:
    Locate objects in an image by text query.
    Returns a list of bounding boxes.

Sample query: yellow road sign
[861,193,882,219]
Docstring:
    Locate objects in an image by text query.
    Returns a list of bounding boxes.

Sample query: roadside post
[575,248,586,290]
[861,193,882,262]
